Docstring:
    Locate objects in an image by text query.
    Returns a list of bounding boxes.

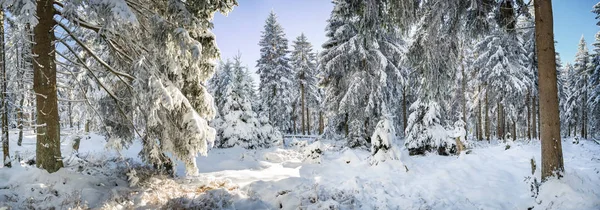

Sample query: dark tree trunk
[34,0,63,173]
[477,86,482,140]
[497,102,504,140]
[461,62,467,141]
[581,86,587,139]
[306,107,311,135]
[527,89,531,140]
[402,89,407,135]
[1,10,9,168]
[16,35,24,146]
[68,101,73,128]
[318,111,324,135]
[300,83,306,135]
[485,90,490,142]
[344,113,349,137]
[532,95,538,139]
[512,118,516,141]
[535,0,564,181]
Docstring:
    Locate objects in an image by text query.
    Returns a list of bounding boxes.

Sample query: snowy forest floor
[1,130,599,209]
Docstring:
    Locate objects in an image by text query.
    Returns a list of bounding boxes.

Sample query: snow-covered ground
[1,131,599,209]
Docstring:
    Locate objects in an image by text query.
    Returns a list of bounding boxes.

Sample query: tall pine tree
[320,0,404,148]
[291,33,320,135]
[256,11,295,133]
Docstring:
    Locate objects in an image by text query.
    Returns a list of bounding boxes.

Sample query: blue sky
[213,0,332,79]
[554,0,598,64]
[213,0,599,75]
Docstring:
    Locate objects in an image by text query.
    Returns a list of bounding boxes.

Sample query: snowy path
[1,132,600,209]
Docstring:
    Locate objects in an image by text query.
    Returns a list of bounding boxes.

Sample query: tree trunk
[581,86,587,139]
[502,104,506,139]
[485,90,490,142]
[477,86,482,141]
[34,0,63,173]
[344,113,349,137]
[535,0,564,180]
[300,83,306,135]
[292,109,297,134]
[318,111,324,135]
[0,10,9,168]
[532,95,537,139]
[16,40,23,146]
[527,89,531,140]
[17,97,23,146]
[306,107,311,135]
[461,62,467,141]
[85,120,90,133]
[512,118,516,141]
[68,101,73,128]
[402,89,407,135]
[497,102,504,141]
[573,116,578,137]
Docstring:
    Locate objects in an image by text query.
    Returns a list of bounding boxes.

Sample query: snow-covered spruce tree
[0,10,8,167]
[563,63,579,136]
[210,60,234,117]
[256,11,295,133]
[473,28,532,141]
[566,36,592,139]
[554,47,570,137]
[320,0,405,148]
[518,12,540,140]
[403,0,531,154]
[2,0,238,175]
[589,2,600,137]
[7,18,35,147]
[291,33,320,135]
[369,116,401,165]
[215,55,281,149]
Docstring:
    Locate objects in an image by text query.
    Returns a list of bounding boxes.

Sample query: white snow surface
[1,130,599,209]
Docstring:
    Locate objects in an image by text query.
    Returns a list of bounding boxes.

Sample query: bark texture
[34,0,63,173]
[535,0,564,180]
[1,10,9,168]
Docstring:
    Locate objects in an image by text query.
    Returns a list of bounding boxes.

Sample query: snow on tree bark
[33,0,64,173]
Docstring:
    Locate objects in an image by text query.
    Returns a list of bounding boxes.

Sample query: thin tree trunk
[461,62,467,141]
[34,0,63,173]
[535,0,564,180]
[344,113,349,137]
[532,95,537,139]
[17,45,23,146]
[306,107,311,135]
[527,89,531,140]
[580,102,584,138]
[573,116,578,137]
[68,101,73,128]
[485,90,490,142]
[0,10,9,168]
[512,118,516,141]
[537,97,540,138]
[318,111,324,135]
[477,86,482,141]
[292,105,297,135]
[17,97,23,146]
[402,89,407,135]
[581,86,587,139]
[300,83,306,135]
[502,104,506,140]
[497,102,504,141]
